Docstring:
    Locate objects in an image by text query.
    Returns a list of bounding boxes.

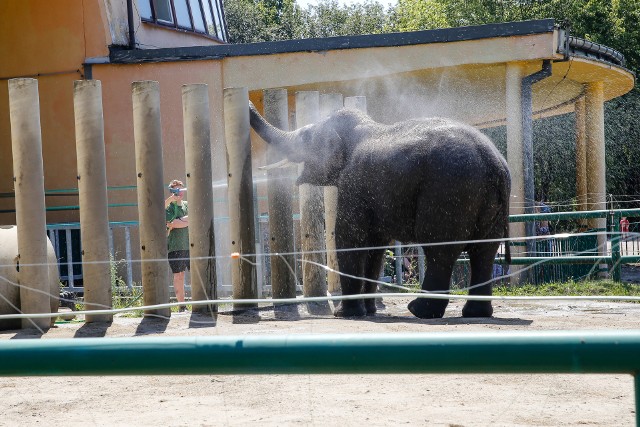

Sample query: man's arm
[168,216,189,229]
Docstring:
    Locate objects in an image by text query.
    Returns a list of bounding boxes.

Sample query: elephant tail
[504,222,511,265]
[501,168,512,266]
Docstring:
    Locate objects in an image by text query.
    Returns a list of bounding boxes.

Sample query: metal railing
[0,331,637,424]
[46,208,640,294]
[47,221,137,293]
[508,208,640,282]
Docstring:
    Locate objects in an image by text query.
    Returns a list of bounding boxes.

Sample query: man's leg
[173,271,185,304]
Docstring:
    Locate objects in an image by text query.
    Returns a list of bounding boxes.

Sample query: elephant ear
[296,125,345,186]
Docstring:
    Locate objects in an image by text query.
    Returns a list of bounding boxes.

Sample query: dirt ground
[0,296,638,427]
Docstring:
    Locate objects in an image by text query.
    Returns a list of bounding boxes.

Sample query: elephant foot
[334,300,367,318]
[364,298,377,316]
[407,298,447,319]
[462,300,493,318]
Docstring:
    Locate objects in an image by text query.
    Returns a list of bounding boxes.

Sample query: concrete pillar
[8,78,51,330]
[182,84,217,313]
[575,97,588,214]
[344,96,367,111]
[73,80,112,323]
[505,63,526,281]
[296,91,327,298]
[320,93,343,293]
[131,81,170,318]
[224,87,257,308]
[584,82,608,266]
[263,89,297,299]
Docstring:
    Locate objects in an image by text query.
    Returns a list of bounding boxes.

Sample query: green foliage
[224,0,395,42]
[224,0,306,42]
[494,279,640,297]
[302,0,392,38]
[391,0,448,31]
[605,90,640,206]
[110,257,144,316]
[389,0,640,73]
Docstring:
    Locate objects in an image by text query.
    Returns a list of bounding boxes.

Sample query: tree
[391,0,448,32]
[224,0,394,42]
[224,0,306,43]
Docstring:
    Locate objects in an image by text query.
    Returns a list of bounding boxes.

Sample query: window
[174,0,191,28]
[138,0,152,19]
[211,1,225,40]
[188,0,206,33]
[138,0,227,41]
[153,0,174,23]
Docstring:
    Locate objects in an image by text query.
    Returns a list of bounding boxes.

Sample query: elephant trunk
[249,102,296,150]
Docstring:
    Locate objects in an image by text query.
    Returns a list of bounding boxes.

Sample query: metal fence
[0,331,638,424]
[46,208,640,296]
[47,221,136,293]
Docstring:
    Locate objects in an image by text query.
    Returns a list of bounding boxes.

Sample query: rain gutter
[127,0,136,50]
[522,59,553,254]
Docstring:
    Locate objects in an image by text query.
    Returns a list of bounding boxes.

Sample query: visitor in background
[620,217,630,239]
[535,202,551,236]
[165,179,189,312]
[535,202,552,255]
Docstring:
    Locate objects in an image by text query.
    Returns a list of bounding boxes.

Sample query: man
[165,179,189,311]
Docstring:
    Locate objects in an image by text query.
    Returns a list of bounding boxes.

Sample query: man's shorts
[168,250,190,273]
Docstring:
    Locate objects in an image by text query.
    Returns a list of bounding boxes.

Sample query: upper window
[138,0,228,42]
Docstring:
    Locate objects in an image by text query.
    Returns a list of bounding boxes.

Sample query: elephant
[249,103,511,319]
[0,226,60,330]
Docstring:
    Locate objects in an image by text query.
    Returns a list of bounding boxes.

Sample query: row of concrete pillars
[8,78,218,326]
[6,77,366,327]
[5,69,608,326]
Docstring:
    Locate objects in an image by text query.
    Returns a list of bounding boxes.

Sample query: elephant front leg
[363,248,385,315]
[333,249,367,317]
[332,196,370,318]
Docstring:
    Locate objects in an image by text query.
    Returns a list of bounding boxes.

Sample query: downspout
[522,59,552,255]
[127,0,136,50]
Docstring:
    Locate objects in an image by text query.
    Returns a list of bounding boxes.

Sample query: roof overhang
[109,19,635,126]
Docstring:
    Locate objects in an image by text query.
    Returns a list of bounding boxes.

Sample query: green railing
[507,208,640,282]
[0,332,638,424]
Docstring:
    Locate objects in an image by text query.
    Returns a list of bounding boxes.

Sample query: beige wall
[91,61,226,222]
[0,0,225,225]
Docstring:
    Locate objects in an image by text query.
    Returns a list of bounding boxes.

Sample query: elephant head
[249,103,349,186]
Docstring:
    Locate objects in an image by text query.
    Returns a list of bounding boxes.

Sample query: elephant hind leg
[408,246,461,319]
[462,242,500,318]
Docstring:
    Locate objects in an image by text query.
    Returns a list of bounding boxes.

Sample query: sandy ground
[0,297,638,427]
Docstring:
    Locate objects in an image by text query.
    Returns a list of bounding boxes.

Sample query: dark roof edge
[568,36,626,67]
[110,19,556,64]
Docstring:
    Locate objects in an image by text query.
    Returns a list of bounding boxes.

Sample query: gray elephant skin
[250,103,511,319]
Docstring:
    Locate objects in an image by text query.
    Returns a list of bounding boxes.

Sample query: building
[1,1,634,290]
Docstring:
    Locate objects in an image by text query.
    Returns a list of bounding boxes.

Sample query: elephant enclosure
[1,298,638,426]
